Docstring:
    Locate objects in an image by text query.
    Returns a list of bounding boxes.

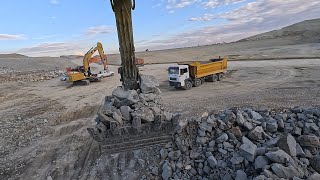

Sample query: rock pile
[158,107,320,180]
[0,68,63,82]
[0,67,15,74]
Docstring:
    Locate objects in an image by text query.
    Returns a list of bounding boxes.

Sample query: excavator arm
[83,42,108,75]
[96,42,108,70]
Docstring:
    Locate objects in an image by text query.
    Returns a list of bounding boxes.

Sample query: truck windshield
[168,67,179,74]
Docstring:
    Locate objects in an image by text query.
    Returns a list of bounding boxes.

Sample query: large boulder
[249,111,263,120]
[168,150,181,161]
[310,155,320,174]
[271,163,304,179]
[120,106,132,121]
[255,156,270,169]
[216,133,229,143]
[235,170,247,180]
[308,173,320,180]
[139,93,156,102]
[277,133,297,157]
[139,75,161,94]
[239,137,257,162]
[297,135,320,147]
[266,118,278,133]
[265,149,292,164]
[236,110,253,130]
[248,126,266,141]
[132,107,154,123]
[161,161,172,180]
[207,155,218,168]
[112,86,139,104]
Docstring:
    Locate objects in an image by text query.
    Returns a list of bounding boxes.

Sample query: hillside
[0,53,28,58]
[104,18,320,64]
[239,18,320,44]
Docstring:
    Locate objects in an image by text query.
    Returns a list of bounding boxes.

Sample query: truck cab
[168,65,190,88]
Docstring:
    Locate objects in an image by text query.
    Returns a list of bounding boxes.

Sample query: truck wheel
[194,78,202,87]
[183,81,192,90]
[207,75,218,82]
[84,80,91,85]
[217,73,223,81]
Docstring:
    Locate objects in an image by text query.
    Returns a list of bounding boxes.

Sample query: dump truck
[168,57,228,90]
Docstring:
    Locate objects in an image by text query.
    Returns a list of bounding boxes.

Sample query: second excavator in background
[67,42,114,85]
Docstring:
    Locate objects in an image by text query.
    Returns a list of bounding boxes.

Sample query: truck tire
[217,73,223,81]
[183,81,192,90]
[207,74,218,82]
[84,80,91,85]
[194,78,202,87]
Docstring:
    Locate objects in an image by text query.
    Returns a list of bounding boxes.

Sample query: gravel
[155,106,320,179]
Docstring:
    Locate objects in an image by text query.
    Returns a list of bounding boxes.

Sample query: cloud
[219,0,320,25]
[32,34,58,40]
[202,0,245,8]
[0,34,26,40]
[137,0,320,50]
[152,3,163,8]
[17,42,83,56]
[50,0,59,5]
[85,26,114,36]
[166,0,201,10]
[164,0,245,11]
[189,13,215,21]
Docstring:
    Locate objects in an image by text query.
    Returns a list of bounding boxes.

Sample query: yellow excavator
[67,42,114,85]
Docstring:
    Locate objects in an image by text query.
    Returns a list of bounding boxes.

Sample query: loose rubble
[0,66,63,82]
[156,107,320,179]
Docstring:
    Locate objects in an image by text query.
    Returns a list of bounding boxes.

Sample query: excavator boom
[87,0,177,154]
[83,42,108,75]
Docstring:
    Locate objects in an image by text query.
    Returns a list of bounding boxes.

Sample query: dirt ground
[1,58,320,179]
[106,43,320,65]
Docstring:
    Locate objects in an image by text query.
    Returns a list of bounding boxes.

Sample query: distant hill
[238,18,320,44]
[60,55,83,59]
[0,53,28,58]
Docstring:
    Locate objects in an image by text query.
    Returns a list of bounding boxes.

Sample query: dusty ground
[0,57,320,179]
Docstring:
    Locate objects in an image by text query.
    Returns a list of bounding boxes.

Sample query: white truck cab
[168,65,190,88]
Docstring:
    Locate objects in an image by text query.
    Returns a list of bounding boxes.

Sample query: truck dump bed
[188,57,227,78]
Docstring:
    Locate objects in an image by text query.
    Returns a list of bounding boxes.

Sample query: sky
[0,0,320,57]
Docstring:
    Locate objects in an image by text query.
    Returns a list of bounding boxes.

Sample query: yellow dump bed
[188,57,227,79]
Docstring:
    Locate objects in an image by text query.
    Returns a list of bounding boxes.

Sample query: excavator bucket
[87,76,178,154]
[88,109,177,154]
